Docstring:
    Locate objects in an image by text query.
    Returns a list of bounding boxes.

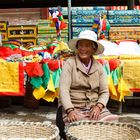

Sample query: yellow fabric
[101,56,119,60]
[43,91,56,102]
[42,73,56,102]
[47,74,56,92]
[37,88,59,102]
[53,41,70,54]
[33,86,46,100]
[0,58,5,62]
[123,60,140,89]
[117,78,131,101]
[0,62,19,92]
[55,88,59,98]
[108,76,118,97]
[119,55,140,60]
[32,73,58,102]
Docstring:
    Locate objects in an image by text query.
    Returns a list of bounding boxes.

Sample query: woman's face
[77,39,97,60]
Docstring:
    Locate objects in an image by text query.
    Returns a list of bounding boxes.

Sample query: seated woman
[56,30,118,139]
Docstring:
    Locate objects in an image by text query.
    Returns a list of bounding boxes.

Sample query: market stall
[0,1,139,113]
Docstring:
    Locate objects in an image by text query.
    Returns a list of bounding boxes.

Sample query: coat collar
[75,55,98,75]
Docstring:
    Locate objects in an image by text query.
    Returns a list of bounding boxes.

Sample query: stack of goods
[108,10,140,41]
[109,27,140,41]
[72,9,108,38]
[37,19,56,45]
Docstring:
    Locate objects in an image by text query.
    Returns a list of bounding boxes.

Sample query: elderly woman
[56,30,118,139]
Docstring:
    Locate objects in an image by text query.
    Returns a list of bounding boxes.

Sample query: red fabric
[102,19,106,31]
[25,62,44,77]
[43,59,63,71]
[60,21,67,30]
[0,47,14,57]
[108,59,121,71]
[0,46,56,57]
[0,62,25,96]
[47,46,56,54]
[22,50,35,56]
[53,18,58,22]
[130,89,140,92]
[13,48,22,54]
[18,62,25,96]
[97,59,106,65]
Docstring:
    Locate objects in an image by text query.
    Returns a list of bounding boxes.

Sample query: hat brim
[68,38,104,55]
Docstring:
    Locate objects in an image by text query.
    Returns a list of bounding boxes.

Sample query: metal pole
[68,0,72,40]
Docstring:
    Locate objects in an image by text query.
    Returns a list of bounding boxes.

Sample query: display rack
[7,25,37,45]
[0,21,8,41]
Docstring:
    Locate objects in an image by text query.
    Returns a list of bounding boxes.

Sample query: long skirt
[62,106,117,125]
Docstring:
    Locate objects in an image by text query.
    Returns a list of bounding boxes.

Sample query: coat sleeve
[97,63,109,107]
[59,58,74,110]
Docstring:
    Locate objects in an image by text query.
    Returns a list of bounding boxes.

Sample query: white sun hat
[68,30,104,55]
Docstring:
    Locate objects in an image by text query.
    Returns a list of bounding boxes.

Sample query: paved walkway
[0,105,139,140]
[0,105,139,127]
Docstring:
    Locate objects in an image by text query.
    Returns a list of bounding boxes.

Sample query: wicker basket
[0,122,59,140]
[65,121,140,140]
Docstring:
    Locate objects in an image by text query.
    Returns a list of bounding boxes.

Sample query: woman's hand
[89,105,101,120]
[67,110,80,123]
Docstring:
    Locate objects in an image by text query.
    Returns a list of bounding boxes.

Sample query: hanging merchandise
[24,62,44,77]
[33,86,46,100]
[49,6,67,40]
[30,77,43,89]
[0,62,25,96]
[41,63,50,89]
[92,16,100,34]
[100,15,110,32]
[30,61,62,102]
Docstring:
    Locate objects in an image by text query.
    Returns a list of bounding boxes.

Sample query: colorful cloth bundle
[97,58,131,101]
[25,61,63,102]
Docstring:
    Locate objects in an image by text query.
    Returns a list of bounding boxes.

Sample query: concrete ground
[0,97,139,139]
[0,104,139,127]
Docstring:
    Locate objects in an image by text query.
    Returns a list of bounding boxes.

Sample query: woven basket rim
[0,121,59,140]
[65,120,140,140]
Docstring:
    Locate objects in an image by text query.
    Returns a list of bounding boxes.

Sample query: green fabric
[30,77,43,89]
[57,36,61,41]
[41,63,50,89]
[3,44,18,49]
[47,43,58,49]
[103,62,110,76]
[106,20,111,31]
[111,68,119,86]
[58,16,63,21]
[52,68,62,88]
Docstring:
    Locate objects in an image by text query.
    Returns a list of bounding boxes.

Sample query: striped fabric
[62,106,112,125]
